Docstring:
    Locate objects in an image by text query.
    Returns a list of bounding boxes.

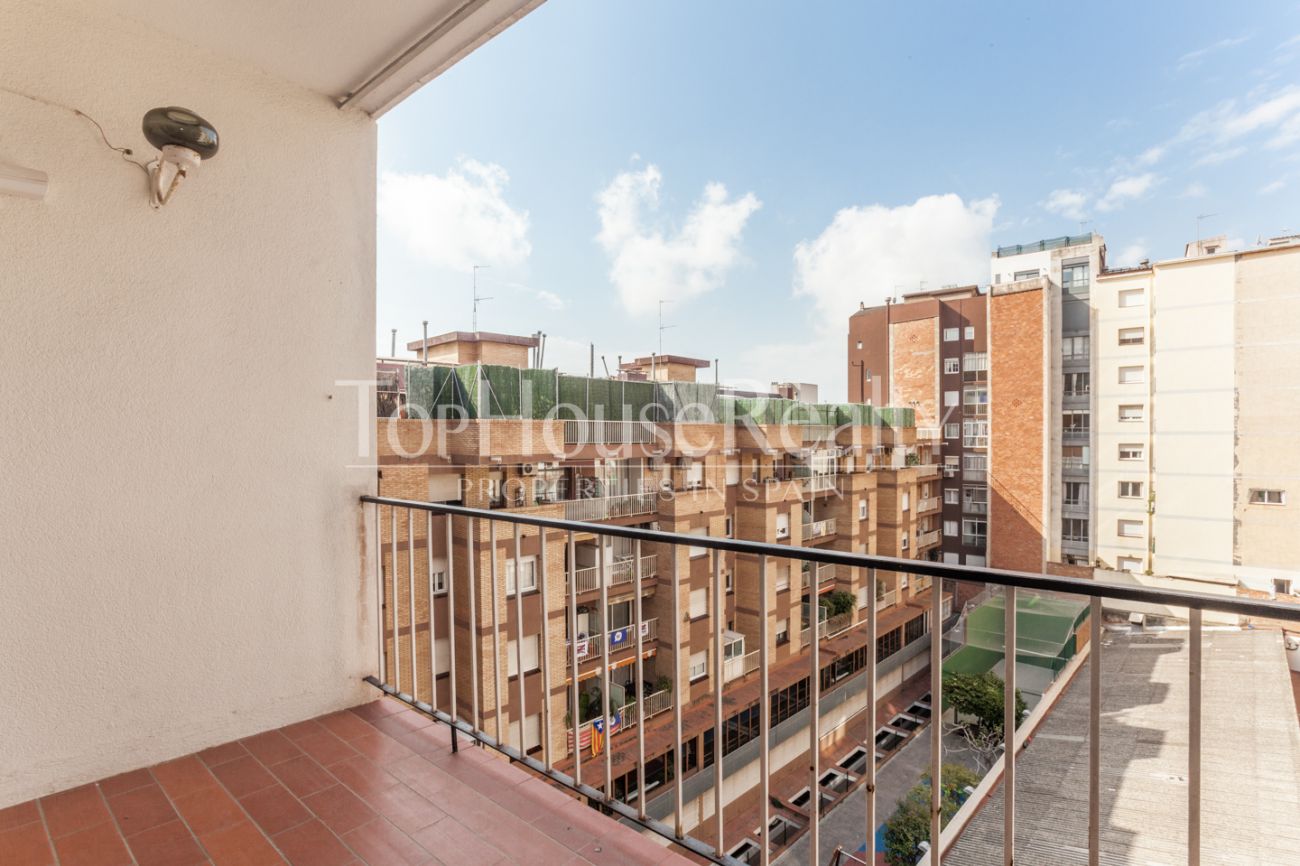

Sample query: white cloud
[1193,146,1247,166]
[1176,35,1249,72]
[379,159,530,272]
[1096,174,1158,212]
[1137,145,1166,166]
[533,289,566,310]
[792,193,999,333]
[1179,181,1208,198]
[1043,189,1089,221]
[1260,178,1287,195]
[1113,242,1149,268]
[595,164,761,315]
[1178,85,1300,149]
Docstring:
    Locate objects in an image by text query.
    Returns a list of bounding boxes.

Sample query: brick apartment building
[373,330,951,853]
[849,232,1300,605]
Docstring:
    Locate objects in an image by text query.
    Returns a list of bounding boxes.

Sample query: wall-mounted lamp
[142,107,218,207]
[0,162,48,200]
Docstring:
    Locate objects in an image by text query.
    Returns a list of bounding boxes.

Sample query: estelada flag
[591,718,605,756]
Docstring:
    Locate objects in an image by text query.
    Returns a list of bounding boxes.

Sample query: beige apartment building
[372,330,949,853]
[849,232,1300,608]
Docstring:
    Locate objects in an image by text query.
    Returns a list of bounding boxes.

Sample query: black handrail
[360,495,1300,623]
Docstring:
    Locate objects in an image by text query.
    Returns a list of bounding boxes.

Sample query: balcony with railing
[802,517,837,540]
[563,491,658,522]
[916,528,941,548]
[917,496,940,514]
[563,418,660,445]
[572,553,658,593]
[568,618,659,664]
[801,561,837,589]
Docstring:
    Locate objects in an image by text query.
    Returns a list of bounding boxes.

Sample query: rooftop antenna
[658,299,676,356]
[1196,213,1218,251]
[390,328,397,358]
[472,265,492,331]
[421,320,428,365]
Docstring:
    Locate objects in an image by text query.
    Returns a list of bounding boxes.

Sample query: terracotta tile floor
[0,697,692,866]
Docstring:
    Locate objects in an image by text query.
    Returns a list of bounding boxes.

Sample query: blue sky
[377,0,1300,399]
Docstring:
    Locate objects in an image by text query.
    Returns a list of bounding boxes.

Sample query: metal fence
[360,494,1300,866]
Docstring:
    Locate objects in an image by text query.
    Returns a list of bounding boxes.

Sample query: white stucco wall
[0,1,377,805]
[1150,258,1236,580]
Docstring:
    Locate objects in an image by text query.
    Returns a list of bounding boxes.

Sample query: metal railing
[917,529,941,548]
[917,496,939,513]
[563,492,657,522]
[568,618,659,663]
[801,474,837,493]
[723,649,760,682]
[573,553,658,592]
[803,517,836,539]
[360,494,1300,866]
[563,419,659,445]
[801,562,836,588]
[799,610,854,644]
[569,688,673,750]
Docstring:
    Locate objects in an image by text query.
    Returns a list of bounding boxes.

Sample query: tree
[943,671,1026,736]
[943,671,1028,773]
[883,764,982,866]
[823,590,855,618]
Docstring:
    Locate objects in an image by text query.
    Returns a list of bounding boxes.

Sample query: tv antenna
[472,265,492,331]
[1196,213,1218,249]
[658,299,676,356]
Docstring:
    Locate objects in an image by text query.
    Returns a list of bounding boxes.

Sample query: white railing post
[1004,586,1016,866]
[1189,607,1202,866]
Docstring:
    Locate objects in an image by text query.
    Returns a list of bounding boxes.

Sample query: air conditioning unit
[521,463,537,476]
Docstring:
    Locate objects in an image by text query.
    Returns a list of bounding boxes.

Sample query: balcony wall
[0,4,377,805]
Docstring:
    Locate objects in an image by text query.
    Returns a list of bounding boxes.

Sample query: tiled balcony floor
[0,696,691,866]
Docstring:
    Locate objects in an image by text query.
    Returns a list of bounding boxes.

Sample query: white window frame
[1118,404,1144,422]
[430,557,448,595]
[943,357,959,374]
[506,634,540,677]
[901,492,910,511]
[943,390,959,407]
[689,588,708,619]
[858,500,867,520]
[943,520,958,537]
[942,327,959,342]
[689,525,709,558]
[944,488,959,505]
[505,556,537,595]
[1118,443,1144,461]
[1118,288,1145,308]
[1118,365,1145,385]
[775,562,791,591]
[775,512,790,539]
[1118,326,1145,345]
[1249,489,1286,505]
[1118,480,1143,499]
[944,422,959,439]
[689,650,708,682]
[964,326,975,340]
[1117,519,1144,538]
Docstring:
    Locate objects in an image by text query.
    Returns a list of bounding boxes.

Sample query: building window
[776,618,789,645]
[1013,268,1040,281]
[775,561,790,591]
[1118,326,1145,345]
[1119,481,1143,498]
[963,420,989,448]
[1062,336,1090,360]
[1117,519,1143,538]
[1117,556,1142,572]
[505,557,537,595]
[963,352,988,377]
[1249,489,1286,505]
[901,492,910,511]
[1062,445,1089,469]
[943,520,958,537]
[904,614,928,644]
[944,422,959,439]
[943,357,960,374]
[688,526,709,558]
[856,340,863,350]
[944,488,959,505]
[859,500,868,520]
[1064,371,1090,397]
[507,713,542,753]
[430,558,448,594]
[1061,263,1090,300]
[1062,518,1089,543]
[964,326,975,340]
[1118,404,1144,422]
[963,387,989,415]
[943,327,959,342]
[1064,481,1088,506]
[1118,443,1144,461]
[1062,410,1090,437]
[962,486,988,513]
[877,627,902,661]
[1118,288,1145,308]
[775,512,790,539]
[726,459,740,486]
[506,634,540,677]
[1274,579,1293,597]
[689,588,708,619]
[962,518,987,547]
[963,453,987,480]
[943,390,959,407]
[1118,365,1145,385]
[689,651,708,682]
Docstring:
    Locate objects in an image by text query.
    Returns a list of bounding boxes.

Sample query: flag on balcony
[589,712,622,756]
